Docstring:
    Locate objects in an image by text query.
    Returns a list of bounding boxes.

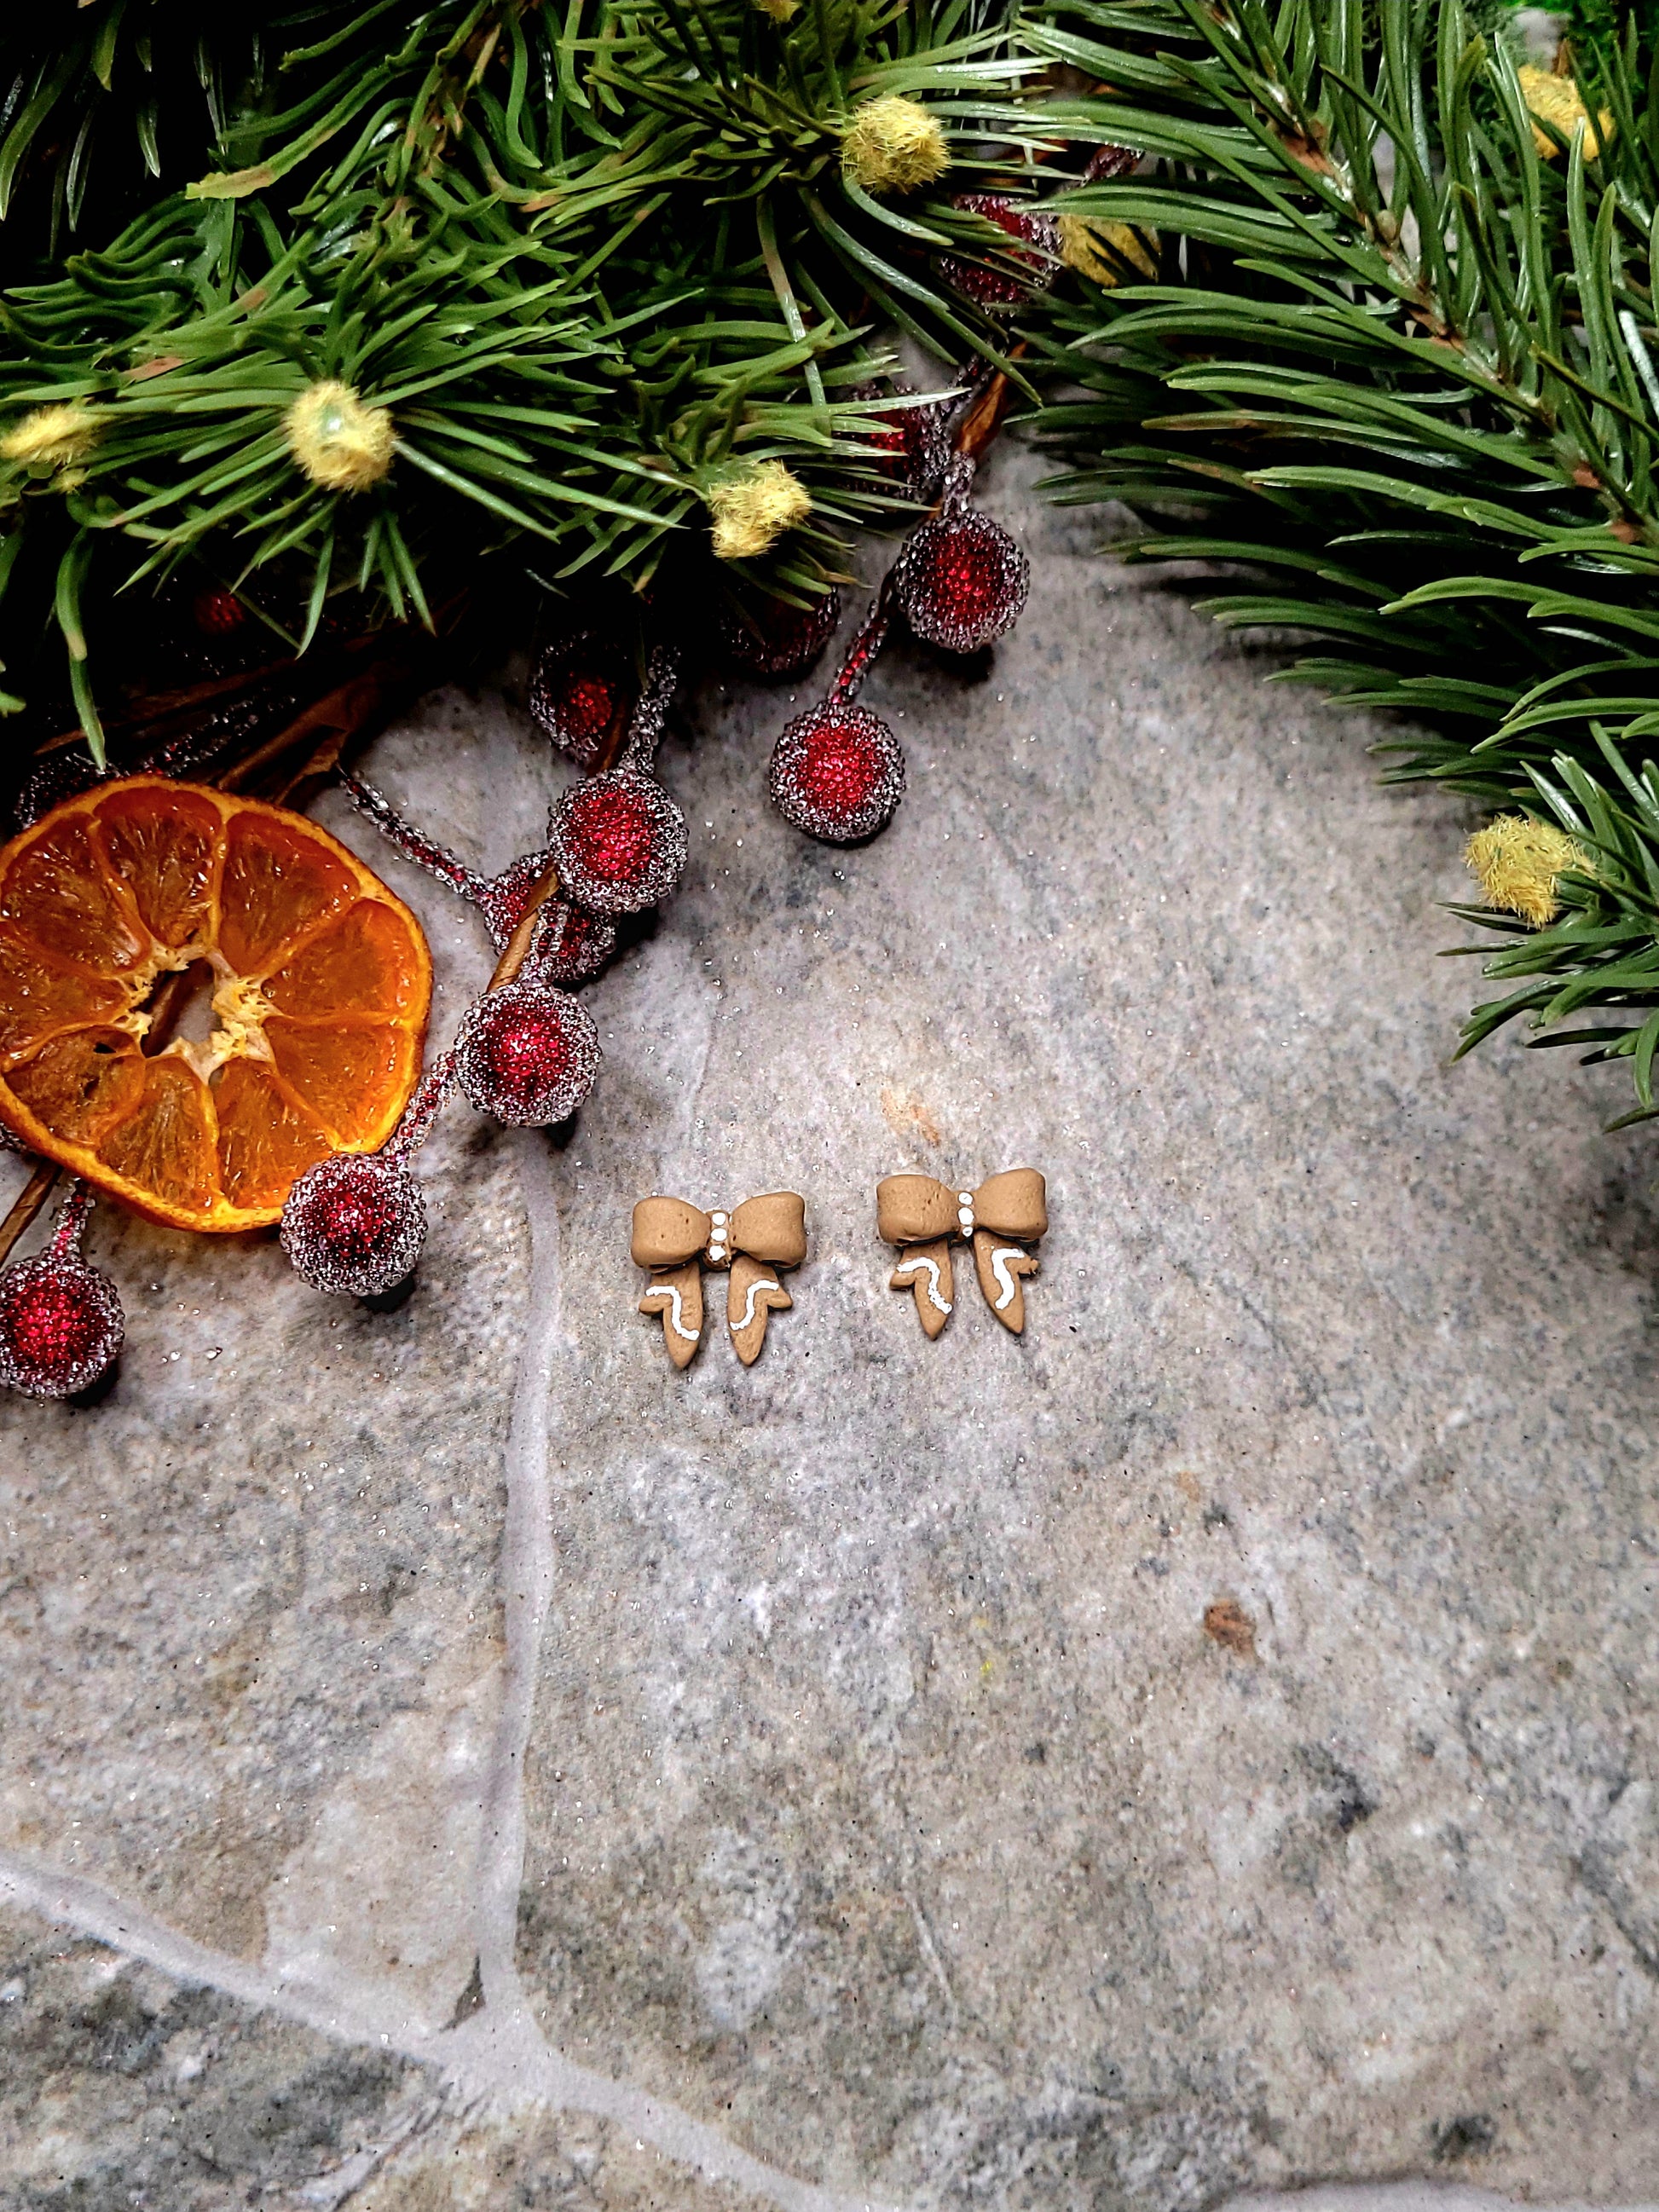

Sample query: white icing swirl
[894,1256,952,1314]
[644,1285,700,1343]
[989,1246,1026,1312]
[731,1276,781,1335]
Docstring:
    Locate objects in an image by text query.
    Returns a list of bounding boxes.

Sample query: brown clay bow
[632,1193,807,1367]
[876,1170,1046,1337]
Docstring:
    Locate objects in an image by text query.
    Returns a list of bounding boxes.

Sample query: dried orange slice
[0,776,431,1232]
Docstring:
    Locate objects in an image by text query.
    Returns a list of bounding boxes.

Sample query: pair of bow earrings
[631,1170,1047,1366]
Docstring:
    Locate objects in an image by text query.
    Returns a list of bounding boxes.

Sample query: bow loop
[631,1196,710,1270]
[876,1174,958,1246]
[973,1169,1047,1242]
[730,1191,807,1267]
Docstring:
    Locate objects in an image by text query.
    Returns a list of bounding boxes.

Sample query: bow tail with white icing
[891,1236,955,1338]
[973,1228,1037,1334]
[726,1254,792,1366]
[639,1260,704,1368]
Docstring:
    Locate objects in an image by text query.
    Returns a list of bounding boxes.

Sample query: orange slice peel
[0,776,431,1232]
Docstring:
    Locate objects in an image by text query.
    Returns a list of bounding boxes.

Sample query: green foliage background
[0,0,1041,742]
[1023,0,1659,1124]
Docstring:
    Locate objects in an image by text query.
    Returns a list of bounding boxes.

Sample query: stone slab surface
[3,444,1658,2209]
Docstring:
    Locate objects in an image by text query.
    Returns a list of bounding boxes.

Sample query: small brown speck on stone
[1204,1597,1256,1660]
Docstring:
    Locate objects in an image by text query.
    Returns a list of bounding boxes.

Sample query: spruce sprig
[1027,0,1659,800]
[1453,736,1659,1128]
[1026,0,1659,1122]
[0,0,1038,756]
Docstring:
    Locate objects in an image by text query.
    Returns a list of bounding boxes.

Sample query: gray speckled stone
[3,442,1658,2210]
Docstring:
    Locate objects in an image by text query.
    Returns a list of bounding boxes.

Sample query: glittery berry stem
[936,452,976,517]
[828,575,896,707]
[340,772,559,955]
[45,1179,95,1263]
[616,644,680,770]
[382,1048,460,1168]
[340,772,490,904]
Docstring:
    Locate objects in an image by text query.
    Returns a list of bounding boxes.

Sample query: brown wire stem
[488,862,562,990]
[0,1159,60,1269]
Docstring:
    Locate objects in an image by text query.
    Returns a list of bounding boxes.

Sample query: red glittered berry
[548,767,687,916]
[534,898,617,985]
[893,509,1030,653]
[280,1154,426,1298]
[719,591,841,682]
[0,1184,123,1399]
[529,634,630,769]
[769,702,905,844]
[457,974,601,1127]
[863,399,951,500]
[939,194,1060,308]
[192,587,246,638]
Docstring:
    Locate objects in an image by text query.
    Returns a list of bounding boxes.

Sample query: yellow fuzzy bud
[707,462,812,561]
[1517,66,1614,161]
[285,379,395,493]
[753,0,800,19]
[1464,815,1592,927]
[1,404,100,470]
[840,97,950,197]
[1056,212,1156,286]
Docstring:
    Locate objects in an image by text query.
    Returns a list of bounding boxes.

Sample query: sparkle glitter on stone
[769,702,906,844]
[456,974,601,1127]
[548,767,688,916]
[894,508,1030,653]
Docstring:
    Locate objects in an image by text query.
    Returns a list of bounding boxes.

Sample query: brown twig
[588,691,638,777]
[29,656,305,761]
[487,862,561,990]
[228,641,443,806]
[0,1158,59,1269]
[953,344,1027,466]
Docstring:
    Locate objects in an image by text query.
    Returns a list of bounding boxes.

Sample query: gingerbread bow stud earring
[877,1170,1047,1337]
[632,1193,807,1367]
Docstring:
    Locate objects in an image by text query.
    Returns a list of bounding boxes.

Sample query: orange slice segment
[0,928,130,1063]
[263,899,428,1019]
[0,777,431,1232]
[264,1018,422,1149]
[214,1059,335,1212]
[97,783,223,952]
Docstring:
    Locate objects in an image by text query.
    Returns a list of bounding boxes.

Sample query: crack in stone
[0,1847,898,2212]
[0,1139,896,2212]
[473,1129,564,2011]
[293,2090,448,2207]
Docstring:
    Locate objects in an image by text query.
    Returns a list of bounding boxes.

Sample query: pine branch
[1454,734,1659,1126]
[1026,0,1659,804]
[0,0,1041,754]
[1025,0,1659,1126]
